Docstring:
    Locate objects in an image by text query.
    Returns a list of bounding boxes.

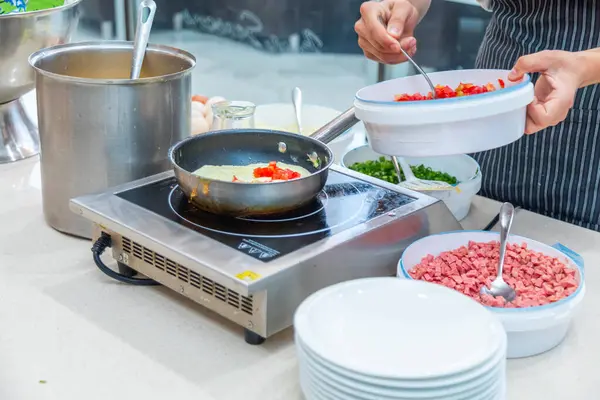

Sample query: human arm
[355,0,432,64]
[507,48,600,134]
[577,48,600,87]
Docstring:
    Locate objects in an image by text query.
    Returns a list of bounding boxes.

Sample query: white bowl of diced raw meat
[397,231,585,359]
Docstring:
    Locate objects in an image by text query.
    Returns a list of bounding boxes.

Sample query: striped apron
[472,0,600,231]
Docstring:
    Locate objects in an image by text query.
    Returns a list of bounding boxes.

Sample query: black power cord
[482,214,500,231]
[482,206,521,231]
[91,232,159,286]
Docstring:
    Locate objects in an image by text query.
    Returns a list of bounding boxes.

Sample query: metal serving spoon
[376,14,437,94]
[398,46,437,97]
[292,87,303,135]
[388,44,458,191]
[480,202,517,302]
[130,0,157,79]
[395,157,459,192]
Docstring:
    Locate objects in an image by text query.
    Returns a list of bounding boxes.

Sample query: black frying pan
[169,107,358,216]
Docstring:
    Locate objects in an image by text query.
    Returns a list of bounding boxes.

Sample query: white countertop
[1,157,598,400]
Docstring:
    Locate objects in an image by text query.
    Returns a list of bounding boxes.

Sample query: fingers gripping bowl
[397,231,585,358]
[354,69,535,157]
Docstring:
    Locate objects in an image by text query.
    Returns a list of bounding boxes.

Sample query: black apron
[473,0,600,231]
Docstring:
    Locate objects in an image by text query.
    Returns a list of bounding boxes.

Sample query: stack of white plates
[294,278,507,400]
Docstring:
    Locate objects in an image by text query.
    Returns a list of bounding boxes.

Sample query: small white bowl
[397,231,586,358]
[342,145,481,221]
[354,69,534,157]
[254,103,363,162]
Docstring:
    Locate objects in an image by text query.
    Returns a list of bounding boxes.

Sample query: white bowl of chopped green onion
[342,145,481,221]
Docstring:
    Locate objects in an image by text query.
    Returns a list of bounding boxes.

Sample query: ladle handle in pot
[130,0,157,79]
[309,107,359,144]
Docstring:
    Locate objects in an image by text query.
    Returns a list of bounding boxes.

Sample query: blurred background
[76,0,491,110]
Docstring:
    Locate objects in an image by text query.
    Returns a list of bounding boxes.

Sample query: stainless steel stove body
[70,164,461,344]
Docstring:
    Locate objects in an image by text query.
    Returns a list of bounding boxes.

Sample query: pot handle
[551,243,584,272]
[309,107,359,144]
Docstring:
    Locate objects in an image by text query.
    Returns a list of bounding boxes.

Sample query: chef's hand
[508,50,584,135]
[355,0,423,64]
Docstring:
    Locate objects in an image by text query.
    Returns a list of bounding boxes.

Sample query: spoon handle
[398,47,437,99]
[130,0,157,79]
[497,202,515,278]
[390,156,403,182]
[292,87,303,135]
[397,157,416,181]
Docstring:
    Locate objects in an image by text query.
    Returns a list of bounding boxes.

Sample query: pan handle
[309,107,359,144]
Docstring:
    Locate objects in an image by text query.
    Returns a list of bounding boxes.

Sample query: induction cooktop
[116,170,415,262]
[70,165,461,344]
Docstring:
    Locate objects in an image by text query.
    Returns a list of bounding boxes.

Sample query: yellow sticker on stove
[236,271,261,281]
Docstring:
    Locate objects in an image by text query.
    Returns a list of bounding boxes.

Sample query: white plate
[300,369,332,400]
[254,103,364,161]
[297,340,506,398]
[301,364,505,400]
[294,277,506,380]
[354,69,534,157]
[300,360,506,400]
[296,339,506,394]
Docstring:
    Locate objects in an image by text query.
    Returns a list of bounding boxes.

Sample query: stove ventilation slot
[121,236,253,315]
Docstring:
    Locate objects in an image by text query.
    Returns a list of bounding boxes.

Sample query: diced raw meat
[407,241,579,308]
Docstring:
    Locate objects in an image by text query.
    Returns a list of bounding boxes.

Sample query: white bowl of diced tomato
[354,69,534,157]
[397,231,585,358]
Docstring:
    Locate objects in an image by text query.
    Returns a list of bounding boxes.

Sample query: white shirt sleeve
[477,0,492,11]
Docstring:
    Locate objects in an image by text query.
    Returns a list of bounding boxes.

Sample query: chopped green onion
[348,157,459,185]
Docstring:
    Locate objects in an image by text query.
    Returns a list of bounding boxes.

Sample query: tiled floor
[75,28,400,111]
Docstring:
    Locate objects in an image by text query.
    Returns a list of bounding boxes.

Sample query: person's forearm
[578,48,600,87]
[408,0,431,22]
